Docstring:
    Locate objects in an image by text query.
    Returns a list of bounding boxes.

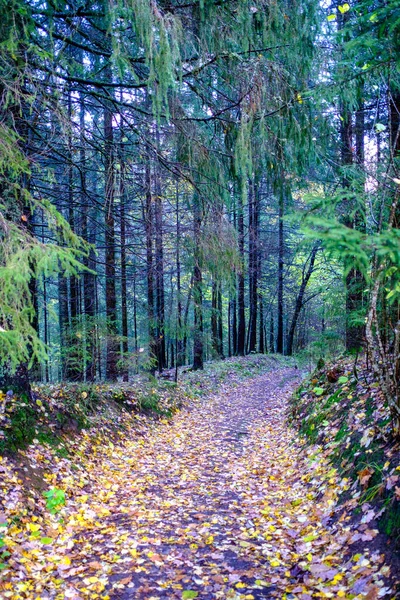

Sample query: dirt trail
[1,369,392,599]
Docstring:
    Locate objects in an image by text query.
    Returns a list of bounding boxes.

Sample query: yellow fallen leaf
[269,558,280,567]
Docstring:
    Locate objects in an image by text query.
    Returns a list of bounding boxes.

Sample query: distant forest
[0,0,399,427]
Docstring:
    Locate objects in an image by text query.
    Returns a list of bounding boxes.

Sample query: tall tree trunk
[276,191,284,354]
[237,190,246,355]
[119,130,129,382]
[192,193,204,370]
[232,295,237,355]
[133,261,138,363]
[337,5,364,352]
[182,278,193,365]
[104,96,118,380]
[55,170,69,381]
[58,271,69,380]
[26,203,40,381]
[211,279,224,358]
[259,295,265,353]
[211,278,218,356]
[144,152,157,372]
[286,244,319,356]
[217,283,223,357]
[77,56,97,381]
[65,74,82,381]
[231,197,238,355]
[176,182,184,367]
[154,132,166,371]
[41,210,49,382]
[247,178,259,353]
[228,297,232,357]
[269,313,275,353]
[343,95,365,352]
[43,274,49,382]
[389,89,400,161]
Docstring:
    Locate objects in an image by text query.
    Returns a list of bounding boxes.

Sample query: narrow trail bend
[4,368,391,599]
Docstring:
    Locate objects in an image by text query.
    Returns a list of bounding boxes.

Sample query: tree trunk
[259,295,265,353]
[217,283,223,357]
[276,191,284,354]
[144,152,157,373]
[343,99,364,352]
[211,279,224,358]
[237,190,246,355]
[192,194,204,370]
[182,277,193,365]
[337,6,364,353]
[42,275,49,382]
[286,244,319,356]
[248,178,259,353]
[119,130,129,382]
[104,97,118,381]
[154,138,166,371]
[176,182,185,367]
[133,261,138,364]
[211,278,218,356]
[389,90,400,161]
[58,271,69,380]
[65,79,82,381]
[269,313,275,353]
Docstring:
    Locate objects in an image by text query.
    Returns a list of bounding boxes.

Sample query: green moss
[0,401,37,453]
[380,502,400,545]
[334,422,349,442]
[291,366,400,546]
[323,390,342,408]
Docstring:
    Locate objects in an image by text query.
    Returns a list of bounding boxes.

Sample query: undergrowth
[290,357,400,548]
[0,354,292,456]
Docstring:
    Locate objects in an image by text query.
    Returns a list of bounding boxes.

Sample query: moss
[0,401,37,453]
[380,502,400,546]
[334,422,349,442]
[291,363,400,546]
[323,389,342,409]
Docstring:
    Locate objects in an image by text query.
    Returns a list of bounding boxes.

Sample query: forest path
[51,367,389,599]
[4,368,391,599]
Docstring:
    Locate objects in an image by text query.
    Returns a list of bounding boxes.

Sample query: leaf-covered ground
[0,366,397,599]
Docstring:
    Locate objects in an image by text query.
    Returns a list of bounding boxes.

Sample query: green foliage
[42,488,66,514]
[291,362,400,544]
[302,205,400,305]
[0,0,90,375]
[0,394,37,454]
[0,519,8,571]
[344,0,400,73]
[0,235,87,373]
[138,390,162,413]
[380,503,400,544]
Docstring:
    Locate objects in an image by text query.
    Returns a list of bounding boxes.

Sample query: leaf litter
[0,366,397,599]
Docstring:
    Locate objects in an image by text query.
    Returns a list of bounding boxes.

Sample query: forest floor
[0,362,398,599]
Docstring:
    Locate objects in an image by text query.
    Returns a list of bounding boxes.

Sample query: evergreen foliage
[0,0,399,434]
